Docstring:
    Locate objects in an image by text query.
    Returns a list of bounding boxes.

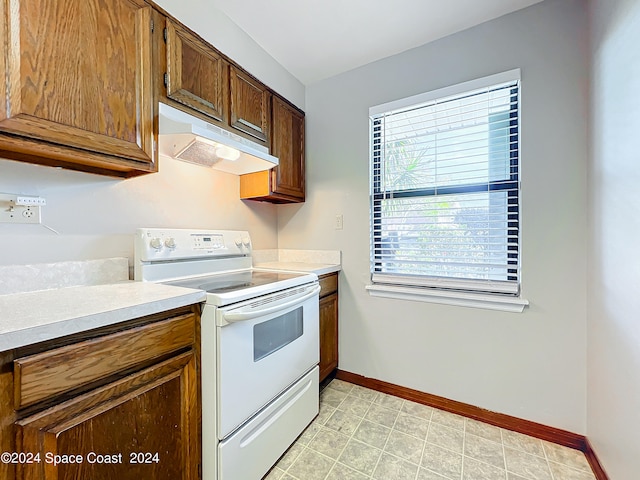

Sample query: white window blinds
[369,70,521,295]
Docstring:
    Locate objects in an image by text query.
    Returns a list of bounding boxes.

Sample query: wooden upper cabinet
[271,96,305,200]
[229,66,270,145]
[239,96,305,203]
[164,19,228,123]
[0,0,156,177]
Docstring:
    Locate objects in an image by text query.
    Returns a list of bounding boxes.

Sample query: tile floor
[263,379,596,480]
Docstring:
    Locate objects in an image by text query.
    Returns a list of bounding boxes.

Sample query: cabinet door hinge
[164,73,168,87]
[163,28,168,43]
[150,18,154,33]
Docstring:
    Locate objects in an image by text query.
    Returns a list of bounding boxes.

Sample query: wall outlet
[0,193,42,224]
[335,214,344,230]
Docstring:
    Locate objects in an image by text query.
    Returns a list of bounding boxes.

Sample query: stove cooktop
[166,270,304,294]
[164,269,317,306]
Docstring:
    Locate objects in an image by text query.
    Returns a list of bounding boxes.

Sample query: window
[368,70,527,310]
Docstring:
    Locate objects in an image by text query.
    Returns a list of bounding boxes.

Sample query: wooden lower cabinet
[318,273,339,382]
[0,306,200,480]
[17,352,196,480]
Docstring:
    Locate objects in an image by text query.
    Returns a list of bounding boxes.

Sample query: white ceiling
[210,0,544,85]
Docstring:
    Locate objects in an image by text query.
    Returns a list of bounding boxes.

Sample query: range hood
[158,103,278,175]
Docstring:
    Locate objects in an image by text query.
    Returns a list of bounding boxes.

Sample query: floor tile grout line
[500,427,509,479]
[460,418,466,480]
[281,439,307,476]
[460,427,512,475]
[501,428,550,461]
[547,459,597,478]
[416,402,434,479]
[464,425,504,447]
[541,440,558,480]
[458,446,515,476]
[416,419,431,480]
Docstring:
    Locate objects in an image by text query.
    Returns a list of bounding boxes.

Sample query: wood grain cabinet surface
[164,19,228,124]
[318,273,339,382]
[240,96,305,203]
[0,306,201,480]
[229,65,271,146]
[0,0,157,177]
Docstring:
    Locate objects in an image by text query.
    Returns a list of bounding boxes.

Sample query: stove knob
[234,237,243,248]
[164,237,176,249]
[149,238,163,251]
[242,236,251,248]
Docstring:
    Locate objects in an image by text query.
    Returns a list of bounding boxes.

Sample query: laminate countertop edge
[0,282,206,351]
[254,261,341,276]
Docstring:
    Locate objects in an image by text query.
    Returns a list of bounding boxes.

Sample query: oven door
[216,282,320,439]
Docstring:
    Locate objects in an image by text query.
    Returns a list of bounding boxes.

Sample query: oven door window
[253,307,303,362]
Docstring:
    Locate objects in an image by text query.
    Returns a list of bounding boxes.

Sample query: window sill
[365,284,529,313]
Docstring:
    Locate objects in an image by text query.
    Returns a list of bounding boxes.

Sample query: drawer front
[318,273,338,298]
[217,366,318,480]
[14,313,196,409]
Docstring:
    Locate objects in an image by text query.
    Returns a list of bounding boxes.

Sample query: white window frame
[366,70,529,312]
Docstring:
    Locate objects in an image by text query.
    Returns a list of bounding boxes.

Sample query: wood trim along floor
[584,438,610,480]
[335,369,610,480]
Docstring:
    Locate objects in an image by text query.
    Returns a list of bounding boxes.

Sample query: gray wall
[279,0,589,433]
[588,0,640,476]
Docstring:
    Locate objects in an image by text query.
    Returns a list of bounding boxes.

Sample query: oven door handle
[221,285,321,323]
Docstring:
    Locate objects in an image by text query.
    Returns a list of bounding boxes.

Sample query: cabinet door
[165,19,228,122]
[319,293,338,382]
[0,0,155,174]
[229,66,270,145]
[15,352,198,480]
[271,97,305,200]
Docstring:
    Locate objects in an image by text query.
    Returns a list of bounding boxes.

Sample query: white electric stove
[134,228,320,480]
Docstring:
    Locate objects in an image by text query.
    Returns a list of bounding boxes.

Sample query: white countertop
[252,249,341,276]
[0,282,206,351]
[254,261,341,276]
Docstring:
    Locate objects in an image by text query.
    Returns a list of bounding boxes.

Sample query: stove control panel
[192,233,224,250]
[135,228,252,262]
